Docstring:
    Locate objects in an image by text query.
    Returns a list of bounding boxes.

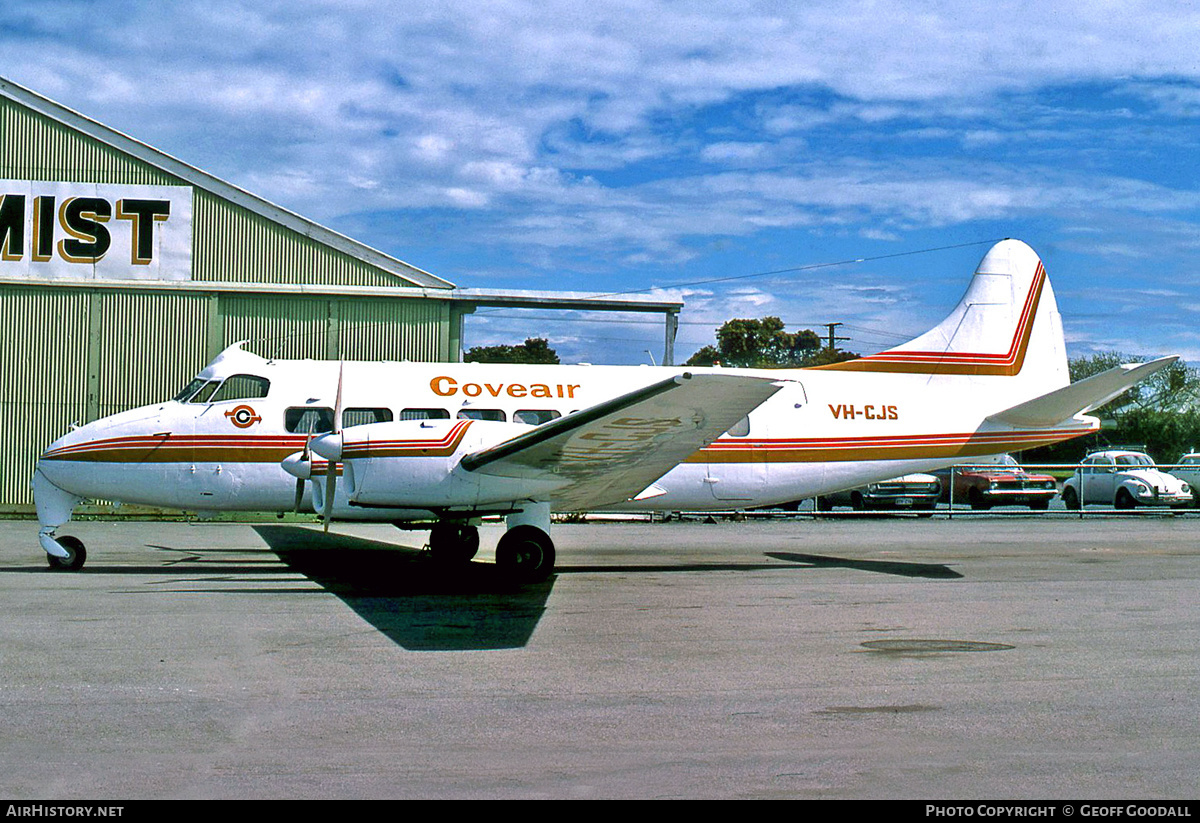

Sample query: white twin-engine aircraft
[33,240,1173,581]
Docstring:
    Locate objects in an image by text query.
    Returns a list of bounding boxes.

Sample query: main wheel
[428,522,480,564]
[46,535,86,571]
[495,525,556,583]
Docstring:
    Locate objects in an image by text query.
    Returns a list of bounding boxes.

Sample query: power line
[565,238,1005,300]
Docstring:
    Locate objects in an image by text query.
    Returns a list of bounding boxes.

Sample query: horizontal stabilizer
[986,356,1178,428]
[461,372,783,510]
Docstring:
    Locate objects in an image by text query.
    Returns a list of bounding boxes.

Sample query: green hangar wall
[0,78,464,509]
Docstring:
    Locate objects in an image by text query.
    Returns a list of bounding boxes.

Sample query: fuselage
[36,347,1095,518]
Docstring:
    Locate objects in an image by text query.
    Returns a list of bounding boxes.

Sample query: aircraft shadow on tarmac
[249,529,962,651]
[252,525,552,652]
[764,552,963,580]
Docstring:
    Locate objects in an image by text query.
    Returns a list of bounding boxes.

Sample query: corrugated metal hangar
[0,77,681,510]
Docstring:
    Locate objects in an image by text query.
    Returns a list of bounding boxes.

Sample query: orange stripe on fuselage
[342,421,472,458]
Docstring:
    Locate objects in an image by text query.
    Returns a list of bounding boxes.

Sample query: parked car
[816,473,940,513]
[1061,449,1192,509]
[933,454,1057,510]
[1168,453,1200,506]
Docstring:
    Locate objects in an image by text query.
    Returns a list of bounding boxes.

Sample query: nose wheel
[46,535,87,571]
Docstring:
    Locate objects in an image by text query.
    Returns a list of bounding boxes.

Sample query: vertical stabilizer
[817,240,1069,404]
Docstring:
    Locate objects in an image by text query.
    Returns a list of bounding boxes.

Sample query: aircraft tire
[429,522,480,564]
[496,525,555,583]
[46,535,86,571]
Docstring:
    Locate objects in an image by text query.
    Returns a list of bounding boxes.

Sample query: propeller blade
[323,465,336,532]
[293,416,317,514]
[323,364,344,533]
[333,361,344,431]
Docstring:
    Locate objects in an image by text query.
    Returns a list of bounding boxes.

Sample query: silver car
[1062,450,1192,509]
[1168,454,1200,506]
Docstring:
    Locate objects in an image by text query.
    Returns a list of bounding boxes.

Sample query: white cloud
[4,0,1200,362]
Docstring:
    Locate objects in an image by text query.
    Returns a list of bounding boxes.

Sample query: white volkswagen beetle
[1169,453,1200,506]
[1062,449,1192,509]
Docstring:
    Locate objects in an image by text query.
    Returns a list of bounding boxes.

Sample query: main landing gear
[428,521,481,565]
[495,525,555,584]
[426,502,556,584]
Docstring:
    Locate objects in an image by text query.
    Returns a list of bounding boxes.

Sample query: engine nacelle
[334,419,563,509]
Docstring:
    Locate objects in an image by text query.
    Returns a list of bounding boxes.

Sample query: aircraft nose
[35,420,100,492]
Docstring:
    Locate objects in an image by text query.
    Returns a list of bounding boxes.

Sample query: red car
[935,455,1057,510]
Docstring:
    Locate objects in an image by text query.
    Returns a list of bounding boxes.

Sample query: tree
[685,317,857,368]
[1069,351,1199,415]
[464,337,560,364]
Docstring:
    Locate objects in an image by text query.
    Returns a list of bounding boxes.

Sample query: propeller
[321,362,345,532]
[291,416,317,513]
[281,362,345,530]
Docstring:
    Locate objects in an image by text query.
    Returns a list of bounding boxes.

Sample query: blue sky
[4,1,1199,365]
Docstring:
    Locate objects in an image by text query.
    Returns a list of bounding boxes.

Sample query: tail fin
[817,239,1069,402]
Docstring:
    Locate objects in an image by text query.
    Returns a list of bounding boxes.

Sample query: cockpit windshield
[173,378,207,402]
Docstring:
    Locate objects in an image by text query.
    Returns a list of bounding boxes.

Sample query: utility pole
[823,322,850,350]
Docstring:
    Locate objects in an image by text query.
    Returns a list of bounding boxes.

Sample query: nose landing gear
[42,532,86,571]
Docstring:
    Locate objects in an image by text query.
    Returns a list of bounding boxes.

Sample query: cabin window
[727,416,751,437]
[514,409,561,426]
[343,407,393,427]
[400,408,451,420]
[211,375,271,403]
[457,409,506,422]
[285,407,334,433]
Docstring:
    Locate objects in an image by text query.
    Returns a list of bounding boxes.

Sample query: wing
[460,372,784,510]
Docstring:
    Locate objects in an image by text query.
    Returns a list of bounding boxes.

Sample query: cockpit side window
[190,381,221,404]
[210,375,271,403]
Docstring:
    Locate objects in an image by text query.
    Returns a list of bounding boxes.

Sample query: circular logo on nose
[225,405,262,429]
